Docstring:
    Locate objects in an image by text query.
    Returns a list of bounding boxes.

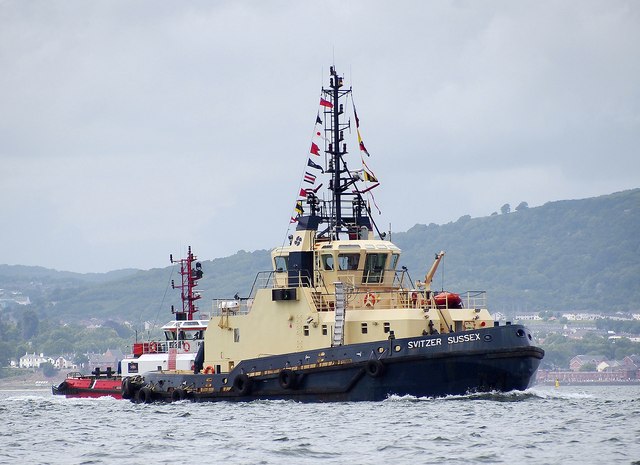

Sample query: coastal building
[19,352,51,368]
[87,349,125,373]
[52,356,76,370]
[569,355,608,372]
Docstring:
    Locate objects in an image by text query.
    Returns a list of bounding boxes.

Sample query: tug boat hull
[124,66,545,403]
[130,324,543,403]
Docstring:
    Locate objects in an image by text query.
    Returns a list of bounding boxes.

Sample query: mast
[330,66,343,236]
[296,66,378,241]
[170,246,203,321]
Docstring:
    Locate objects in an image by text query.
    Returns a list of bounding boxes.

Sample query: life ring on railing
[149,342,157,353]
[411,291,419,306]
[203,365,214,374]
[182,341,190,352]
[364,292,377,307]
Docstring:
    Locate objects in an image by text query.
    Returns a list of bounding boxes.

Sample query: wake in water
[384,387,595,403]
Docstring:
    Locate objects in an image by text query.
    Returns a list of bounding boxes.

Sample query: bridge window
[362,253,387,284]
[338,253,360,271]
[274,256,288,272]
[322,254,334,270]
[390,254,399,270]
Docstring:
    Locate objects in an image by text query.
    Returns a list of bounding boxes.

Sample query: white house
[52,356,76,370]
[19,352,50,368]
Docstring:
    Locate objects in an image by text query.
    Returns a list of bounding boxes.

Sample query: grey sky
[1,1,638,272]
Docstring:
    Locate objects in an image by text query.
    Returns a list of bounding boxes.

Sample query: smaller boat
[52,247,207,398]
[52,368,122,399]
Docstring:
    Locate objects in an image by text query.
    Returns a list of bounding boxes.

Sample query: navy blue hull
[132,324,544,403]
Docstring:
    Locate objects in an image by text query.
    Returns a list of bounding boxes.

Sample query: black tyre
[171,388,187,402]
[365,359,385,378]
[233,374,253,396]
[121,378,134,399]
[136,387,153,404]
[278,369,298,390]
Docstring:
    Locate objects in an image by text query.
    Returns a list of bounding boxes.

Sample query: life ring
[183,341,191,352]
[278,369,298,390]
[149,342,157,353]
[365,359,385,378]
[136,386,153,404]
[203,365,215,374]
[411,291,418,306]
[364,292,377,307]
[233,374,253,396]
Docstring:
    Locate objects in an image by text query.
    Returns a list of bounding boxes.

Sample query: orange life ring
[203,365,214,374]
[183,341,191,352]
[364,292,377,307]
[149,342,157,353]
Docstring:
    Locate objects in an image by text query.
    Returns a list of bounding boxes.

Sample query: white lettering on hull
[407,338,442,349]
[408,333,481,350]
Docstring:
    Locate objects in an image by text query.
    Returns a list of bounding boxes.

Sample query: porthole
[394,345,402,352]
[378,347,384,354]
[516,329,526,338]
[483,335,493,342]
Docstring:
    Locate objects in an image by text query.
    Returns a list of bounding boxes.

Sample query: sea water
[1,385,639,465]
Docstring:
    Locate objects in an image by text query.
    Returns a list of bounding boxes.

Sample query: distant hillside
[1,189,638,324]
[393,188,640,313]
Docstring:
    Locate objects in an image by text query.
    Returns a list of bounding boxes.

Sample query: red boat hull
[52,376,123,399]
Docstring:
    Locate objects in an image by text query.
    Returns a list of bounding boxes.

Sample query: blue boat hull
[131,324,544,403]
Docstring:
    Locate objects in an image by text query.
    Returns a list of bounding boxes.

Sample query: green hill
[393,188,640,313]
[1,189,638,324]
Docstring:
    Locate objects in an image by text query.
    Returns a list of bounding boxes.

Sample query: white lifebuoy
[364,292,377,307]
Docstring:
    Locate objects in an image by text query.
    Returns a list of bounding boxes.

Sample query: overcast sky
[1,1,638,273]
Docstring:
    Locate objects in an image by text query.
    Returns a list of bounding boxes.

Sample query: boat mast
[323,66,352,239]
[170,246,203,321]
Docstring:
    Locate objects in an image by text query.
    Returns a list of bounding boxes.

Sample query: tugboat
[126,66,544,403]
[52,247,208,398]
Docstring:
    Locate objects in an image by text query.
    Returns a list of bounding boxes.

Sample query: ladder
[332,281,346,346]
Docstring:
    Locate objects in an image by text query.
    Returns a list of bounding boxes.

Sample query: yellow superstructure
[202,236,493,374]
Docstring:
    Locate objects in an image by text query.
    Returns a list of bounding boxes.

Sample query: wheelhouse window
[362,253,387,284]
[338,253,360,271]
[322,254,334,270]
[274,256,288,272]
[390,254,399,270]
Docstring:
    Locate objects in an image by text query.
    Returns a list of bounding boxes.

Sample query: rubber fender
[233,374,253,396]
[365,359,385,378]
